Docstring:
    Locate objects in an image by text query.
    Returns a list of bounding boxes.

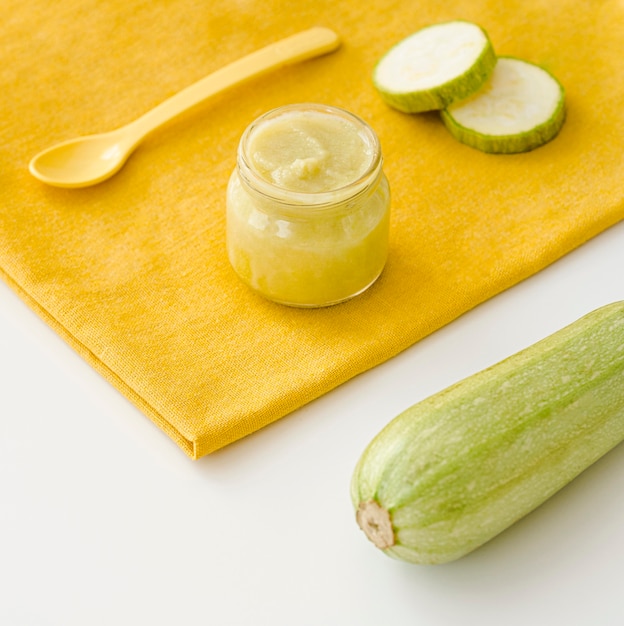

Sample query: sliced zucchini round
[373,21,496,113]
[441,56,566,153]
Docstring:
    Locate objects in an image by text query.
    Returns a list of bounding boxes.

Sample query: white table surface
[2,220,623,626]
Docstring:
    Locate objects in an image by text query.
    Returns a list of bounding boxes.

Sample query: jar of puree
[226,103,390,308]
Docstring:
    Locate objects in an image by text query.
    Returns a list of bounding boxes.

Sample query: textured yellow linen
[1,0,623,458]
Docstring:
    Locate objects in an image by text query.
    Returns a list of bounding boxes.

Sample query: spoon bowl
[29,131,134,188]
[29,27,340,188]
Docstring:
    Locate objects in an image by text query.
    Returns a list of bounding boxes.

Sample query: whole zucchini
[351,302,624,564]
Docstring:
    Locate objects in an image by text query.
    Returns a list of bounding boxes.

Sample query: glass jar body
[226,104,391,308]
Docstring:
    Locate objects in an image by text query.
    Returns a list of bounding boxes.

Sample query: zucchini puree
[227,105,390,307]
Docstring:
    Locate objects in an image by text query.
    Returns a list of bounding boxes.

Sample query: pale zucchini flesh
[351,302,624,564]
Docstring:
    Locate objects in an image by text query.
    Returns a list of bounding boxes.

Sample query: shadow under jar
[226,103,391,308]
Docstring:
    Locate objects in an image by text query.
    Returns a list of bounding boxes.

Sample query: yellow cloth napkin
[2,0,623,458]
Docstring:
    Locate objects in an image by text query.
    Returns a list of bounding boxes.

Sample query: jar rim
[237,103,383,208]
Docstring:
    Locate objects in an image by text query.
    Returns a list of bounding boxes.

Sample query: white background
[2,221,623,626]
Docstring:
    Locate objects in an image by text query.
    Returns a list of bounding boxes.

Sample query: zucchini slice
[373,21,497,113]
[441,56,566,153]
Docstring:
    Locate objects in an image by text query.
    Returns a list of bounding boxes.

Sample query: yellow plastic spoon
[29,27,340,188]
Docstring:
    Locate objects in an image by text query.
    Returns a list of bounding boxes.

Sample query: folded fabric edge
[1,215,621,460]
[0,265,198,459]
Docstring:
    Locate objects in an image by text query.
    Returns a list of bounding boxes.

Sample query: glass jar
[226,103,390,308]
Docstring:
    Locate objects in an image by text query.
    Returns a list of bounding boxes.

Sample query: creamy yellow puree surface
[246,110,375,193]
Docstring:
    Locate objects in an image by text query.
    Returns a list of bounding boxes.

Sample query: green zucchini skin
[351,302,624,564]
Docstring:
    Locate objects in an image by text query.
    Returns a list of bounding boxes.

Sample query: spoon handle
[127,27,340,140]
